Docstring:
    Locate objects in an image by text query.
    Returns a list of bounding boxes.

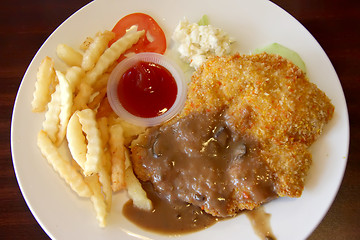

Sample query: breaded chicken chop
[131,53,334,217]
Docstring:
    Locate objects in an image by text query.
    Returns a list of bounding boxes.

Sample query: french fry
[109,123,126,192]
[119,120,146,146]
[96,96,114,119]
[56,71,73,146]
[92,73,110,92]
[37,130,92,198]
[105,61,118,74]
[72,82,93,112]
[67,112,87,170]
[80,36,94,51]
[32,56,56,112]
[86,175,107,227]
[77,109,104,176]
[65,66,85,93]
[98,168,112,212]
[88,87,107,110]
[56,44,83,67]
[68,112,112,214]
[71,158,83,173]
[96,117,112,211]
[34,24,149,228]
[82,30,115,71]
[97,117,109,147]
[42,84,61,143]
[85,26,145,85]
[124,149,153,211]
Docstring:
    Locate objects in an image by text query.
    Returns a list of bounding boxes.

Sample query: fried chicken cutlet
[130,53,334,217]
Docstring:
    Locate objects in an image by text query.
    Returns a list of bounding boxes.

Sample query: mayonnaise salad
[172,18,234,69]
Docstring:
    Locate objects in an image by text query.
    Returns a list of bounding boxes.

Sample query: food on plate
[29,10,334,238]
[130,53,334,221]
[122,180,218,234]
[66,111,88,170]
[85,174,108,227]
[106,52,187,127]
[56,43,83,67]
[81,30,115,71]
[56,71,73,146]
[42,83,61,143]
[37,130,92,198]
[172,17,233,69]
[182,53,334,197]
[124,149,153,211]
[85,26,145,86]
[109,12,167,61]
[75,109,105,176]
[197,14,209,26]
[253,42,307,73]
[31,56,57,112]
[65,66,85,92]
[131,108,276,217]
[31,12,161,227]
[109,123,127,192]
[117,60,177,118]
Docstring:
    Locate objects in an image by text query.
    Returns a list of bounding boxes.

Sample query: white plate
[11,0,349,239]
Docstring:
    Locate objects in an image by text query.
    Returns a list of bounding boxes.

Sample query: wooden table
[1,0,359,239]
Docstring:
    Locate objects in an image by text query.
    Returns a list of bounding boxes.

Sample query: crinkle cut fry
[37,130,92,198]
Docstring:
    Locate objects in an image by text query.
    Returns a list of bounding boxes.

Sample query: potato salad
[172,18,233,69]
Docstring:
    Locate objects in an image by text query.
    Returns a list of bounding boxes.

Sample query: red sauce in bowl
[117,61,178,118]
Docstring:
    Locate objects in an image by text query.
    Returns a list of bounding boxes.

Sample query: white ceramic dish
[11,0,349,239]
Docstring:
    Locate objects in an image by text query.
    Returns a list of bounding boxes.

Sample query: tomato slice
[110,13,167,61]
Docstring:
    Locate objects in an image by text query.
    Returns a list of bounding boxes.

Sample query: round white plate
[11,0,349,239]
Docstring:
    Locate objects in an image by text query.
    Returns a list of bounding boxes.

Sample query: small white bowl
[107,52,187,127]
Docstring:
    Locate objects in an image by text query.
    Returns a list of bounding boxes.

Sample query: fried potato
[119,120,146,146]
[98,168,112,212]
[85,26,145,85]
[68,112,112,213]
[80,36,94,51]
[96,117,112,210]
[42,84,61,143]
[77,109,104,176]
[56,71,73,146]
[72,82,93,112]
[92,73,110,92]
[37,130,92,197]
[67,112,87,170]
[97,117,110,148]
[33,24,150,228]
[32,56,56,112]
[65,66,85,93]
[88,87,107,110]
[82,30,115,71]
[96,96,114,119]
[56,44,83,67]
[106,116,146,146]
[85,175,107,227]
[124,149,153,211]
[109,123,126,192]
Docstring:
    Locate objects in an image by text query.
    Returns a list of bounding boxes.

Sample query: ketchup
[117,61,178,118]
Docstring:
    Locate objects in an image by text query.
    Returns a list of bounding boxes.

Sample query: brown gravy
[131,108,276,217]
[246,207,277,240]
[123,182,218,234]
[128,108,278,235]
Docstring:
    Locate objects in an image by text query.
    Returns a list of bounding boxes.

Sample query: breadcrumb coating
[181,53,334,198]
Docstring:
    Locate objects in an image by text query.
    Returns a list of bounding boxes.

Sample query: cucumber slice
[253,43,307,73]
[198,15,209,26]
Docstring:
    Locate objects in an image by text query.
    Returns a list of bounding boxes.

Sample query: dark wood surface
[0,0,359,239]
